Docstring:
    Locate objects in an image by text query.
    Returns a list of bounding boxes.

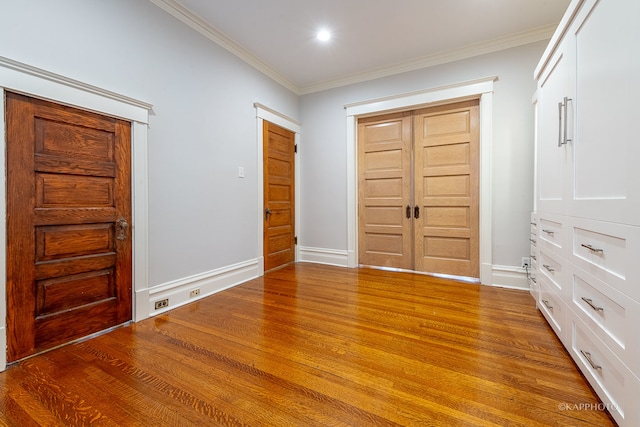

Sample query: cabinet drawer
[569,313,640,427]
[539,216,565,250]
[570,267,640,376]
[538,276,566,343]
[571,217,640,302]
[538,249,566,295]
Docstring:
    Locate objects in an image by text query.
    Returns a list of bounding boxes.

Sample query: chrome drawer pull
[543,264,555,272]
[542,229,555,235]
[530,238,537,244]
[531,255,537,261]
[581,297,604,312]
[530,277,537,283]
[530,222,537,226]
[580,350,602,370]
[581,243,604,253]
[541,299,553,310]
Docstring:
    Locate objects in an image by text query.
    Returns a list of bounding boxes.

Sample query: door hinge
[294,236,298,245]
[294,144,298,153]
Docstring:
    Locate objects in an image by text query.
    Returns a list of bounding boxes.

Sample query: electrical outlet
[190,288,200,298]
[154,299,168,310]
[521,257,531,269]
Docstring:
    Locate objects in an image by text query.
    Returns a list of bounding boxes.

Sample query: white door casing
[345,77,496,285]
[0,56,151,371]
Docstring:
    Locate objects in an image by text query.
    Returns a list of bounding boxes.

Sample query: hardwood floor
[0,263,615,426]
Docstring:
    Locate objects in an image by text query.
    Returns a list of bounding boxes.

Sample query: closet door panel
[414,100,479,278]
[358,113,413,269]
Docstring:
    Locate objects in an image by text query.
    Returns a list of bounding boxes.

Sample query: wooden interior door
[6,92,133,362]
[413,100,479,278]
[358,112,413,269]
[263,121,295,271]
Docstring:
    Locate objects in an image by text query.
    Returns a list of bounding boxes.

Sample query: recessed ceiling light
[317,29,331,42]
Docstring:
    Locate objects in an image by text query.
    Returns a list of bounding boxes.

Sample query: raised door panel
[570,0,640,225]
[358,113,412,269]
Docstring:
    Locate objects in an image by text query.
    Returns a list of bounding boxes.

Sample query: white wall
[299,42,545,270]
[0,0,299,290]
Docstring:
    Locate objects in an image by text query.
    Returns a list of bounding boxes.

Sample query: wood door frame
[0,57,152,371]
[254,103,301,276]
[346,77,496,285]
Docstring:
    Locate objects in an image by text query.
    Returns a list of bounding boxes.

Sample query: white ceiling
[153,0,571,94]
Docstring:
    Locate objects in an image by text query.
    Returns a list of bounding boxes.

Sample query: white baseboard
[489,265,530,290]
[298,246,349,267]
[142,258,259,318]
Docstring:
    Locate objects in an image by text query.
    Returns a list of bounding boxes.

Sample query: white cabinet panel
[538,275,567,343]
[536,45,572,215]
[569,312,640,427]
[538,215,565,251]
[570,267,640,376]
[538,248,567,296]
[570,0,640,226]
[570,217,640,303]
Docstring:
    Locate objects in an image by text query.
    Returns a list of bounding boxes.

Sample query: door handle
[414,206,420,219]
[116,217,129,241]
[406,205,411,219]
[265,207,272,220]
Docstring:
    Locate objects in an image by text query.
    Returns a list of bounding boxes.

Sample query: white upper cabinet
[536,0,640,226]
[536,39,573,215]
[570,0,640,225]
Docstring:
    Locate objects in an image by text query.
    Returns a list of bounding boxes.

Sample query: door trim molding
[345,76,497,285]
[0,56,152,371]
[254,103,301,275]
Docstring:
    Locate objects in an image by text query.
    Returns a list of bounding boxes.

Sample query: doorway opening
[345,77,496,284]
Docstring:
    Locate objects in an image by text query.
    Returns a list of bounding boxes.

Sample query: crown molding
[149,0,558,96]
[149,0,299,94]
[299,24,558,95]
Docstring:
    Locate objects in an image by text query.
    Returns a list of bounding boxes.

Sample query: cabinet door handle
[406,205,411,219]
[529,238,537,244]
[414,206,420,219]
[541,299,553,310]
[543,264,555,272]
[581,243,604,254]
[581,297,604,313]
[563,96,572,145]
[580,350,602,370]
[558,101,564,147]
[542,229,554,235]
[531,255,537,261]
[558,97,572,146]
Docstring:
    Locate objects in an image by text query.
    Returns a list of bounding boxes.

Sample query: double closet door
[358,99,479,278]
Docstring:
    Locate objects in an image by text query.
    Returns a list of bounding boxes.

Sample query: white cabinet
[570,0,640,226]
[533,0,640,425]
[536,41,572,215]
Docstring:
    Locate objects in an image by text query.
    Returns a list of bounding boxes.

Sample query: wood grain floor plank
[0,264,615,426]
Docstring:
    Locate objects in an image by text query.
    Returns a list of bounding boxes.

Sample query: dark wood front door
[6,92,133,362]
[263,121,295,271]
